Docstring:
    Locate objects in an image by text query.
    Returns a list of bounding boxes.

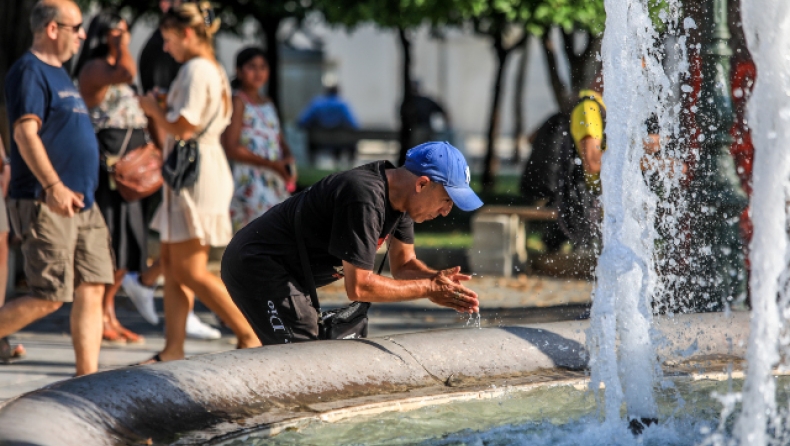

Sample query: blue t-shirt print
[4,51,99,209]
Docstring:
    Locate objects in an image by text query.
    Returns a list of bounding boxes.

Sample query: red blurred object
[730,59,757,262]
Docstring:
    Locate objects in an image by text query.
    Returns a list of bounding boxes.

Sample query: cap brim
[445,184,484,212]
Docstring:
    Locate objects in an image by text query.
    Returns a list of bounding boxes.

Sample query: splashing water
[732,1,790,444]
[466,312,481,329]
[588,0,684,426]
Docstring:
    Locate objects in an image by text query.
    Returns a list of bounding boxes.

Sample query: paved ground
[0,274,592,404]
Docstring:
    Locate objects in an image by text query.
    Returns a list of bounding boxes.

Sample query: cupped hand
[437,266,472,284]
[428,268,479,313]
[45,182,84,217]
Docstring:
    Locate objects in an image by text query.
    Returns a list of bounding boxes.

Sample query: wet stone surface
[0,274,592,404]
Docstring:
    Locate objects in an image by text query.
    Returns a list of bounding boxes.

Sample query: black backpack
[520,112,570,204]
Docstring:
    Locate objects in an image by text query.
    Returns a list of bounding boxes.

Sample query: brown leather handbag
[111,129,164,202]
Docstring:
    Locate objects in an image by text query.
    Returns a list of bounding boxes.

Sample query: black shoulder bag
[294,192,396,340]
[162,100,221,193]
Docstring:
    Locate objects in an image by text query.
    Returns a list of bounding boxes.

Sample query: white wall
[127,16,561,159]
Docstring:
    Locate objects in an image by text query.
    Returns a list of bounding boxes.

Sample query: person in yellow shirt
[570,83,606,195]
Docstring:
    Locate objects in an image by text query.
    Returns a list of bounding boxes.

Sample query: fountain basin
[0,312,748,445]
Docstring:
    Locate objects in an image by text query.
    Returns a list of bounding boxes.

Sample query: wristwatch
[1,157,9,169]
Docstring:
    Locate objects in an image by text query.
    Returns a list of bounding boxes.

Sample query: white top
[151,57,234,246]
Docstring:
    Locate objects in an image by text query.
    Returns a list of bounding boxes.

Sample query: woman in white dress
[138,2,260,362]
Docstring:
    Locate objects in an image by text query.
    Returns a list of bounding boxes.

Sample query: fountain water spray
[734,0,790,444]
[588,0,683,433]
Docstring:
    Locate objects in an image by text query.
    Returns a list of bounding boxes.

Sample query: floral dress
[229,93,290,232]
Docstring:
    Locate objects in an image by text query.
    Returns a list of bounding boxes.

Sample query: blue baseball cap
[403,141,483,212]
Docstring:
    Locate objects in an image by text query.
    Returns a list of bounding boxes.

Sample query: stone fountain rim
[0,311,749,446]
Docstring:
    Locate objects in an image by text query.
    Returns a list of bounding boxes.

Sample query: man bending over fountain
[221,141,482,344]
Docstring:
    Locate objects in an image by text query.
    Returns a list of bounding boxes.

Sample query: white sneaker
[186,311,222,340]
[122,272,159,325]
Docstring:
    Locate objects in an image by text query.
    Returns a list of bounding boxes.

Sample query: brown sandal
[117,327,145,344]
[102,328,126,344]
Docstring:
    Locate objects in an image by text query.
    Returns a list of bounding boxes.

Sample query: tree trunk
[481,38,508,193]
[511,37,530,163]
[258,15,283,110]
[565,30,602,94]
[0,0,35,145]
[541,31,573,113]
[397,27,413,167]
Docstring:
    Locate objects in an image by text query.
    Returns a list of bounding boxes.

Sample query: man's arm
[342,259,479,313]
[13,119,83,216]
[579,136,603,175]
[0,138,8,197]
[138,93,196,139]
[388,238,436,279]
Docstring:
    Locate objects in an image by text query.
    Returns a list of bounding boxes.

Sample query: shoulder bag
[162,93,222,193]
[294,191,398,340]
[110,129,164,202]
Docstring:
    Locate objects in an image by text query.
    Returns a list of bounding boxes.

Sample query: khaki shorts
[0,199,8,234]
[8,199,114,302]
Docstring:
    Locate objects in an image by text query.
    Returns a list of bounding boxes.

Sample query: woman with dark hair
[222,47,295,233]
[76,11,160,343]
[137,2,261,363]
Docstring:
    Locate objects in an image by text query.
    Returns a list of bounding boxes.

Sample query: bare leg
[0,232,9,307]
[71,283,105,376]
[139,258,162,288]
[103,268,142,343]
[0,296,62,338]
[167,239,260,349]
[0,232,23,356]
[156,243,193,361]
[102,268,126,342]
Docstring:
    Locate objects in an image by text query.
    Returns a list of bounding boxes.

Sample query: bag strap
[294,190,321,314]
[118,128,134,158]
[194,100,221,141]
[193,65,227,140]
[294,190,398,314]
[237,91,274,127]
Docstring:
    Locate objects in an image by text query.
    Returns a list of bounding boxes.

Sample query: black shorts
[221,252,319,345]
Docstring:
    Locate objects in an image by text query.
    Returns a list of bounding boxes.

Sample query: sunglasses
[56,22,83,33]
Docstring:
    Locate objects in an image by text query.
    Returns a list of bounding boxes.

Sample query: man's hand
[428,266,479,313]
[45,182,84,217]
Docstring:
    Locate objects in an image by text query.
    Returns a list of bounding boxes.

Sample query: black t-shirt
[230,161,415,287]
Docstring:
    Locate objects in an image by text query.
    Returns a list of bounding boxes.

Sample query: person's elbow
[111,64,136,85]
[344,271,374,302]
[13,119,38,147]
[345,279,368,302]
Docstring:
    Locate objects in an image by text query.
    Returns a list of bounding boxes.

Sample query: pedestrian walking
[137,1,261,363]
[0,0,114,375]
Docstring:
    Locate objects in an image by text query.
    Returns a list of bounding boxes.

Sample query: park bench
[468,205,558,277]
[306,128,399,164]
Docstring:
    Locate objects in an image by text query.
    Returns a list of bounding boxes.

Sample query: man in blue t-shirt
[0,0,114,375]
[298,85,359,166]
[298,85,359,131]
